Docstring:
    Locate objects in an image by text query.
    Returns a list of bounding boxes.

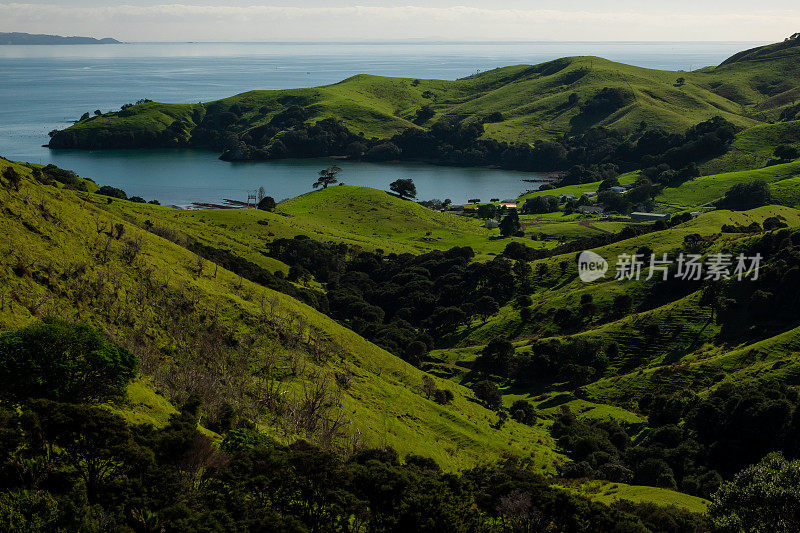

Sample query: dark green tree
[313,165,341,189]
[472,380,502,410]
[0,319,137,403]
[499,209,521,237]
[257,196,276,211]
[709,453,800,532]
[390,178,417,199]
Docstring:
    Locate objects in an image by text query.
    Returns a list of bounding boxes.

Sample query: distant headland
[0,32,121,45]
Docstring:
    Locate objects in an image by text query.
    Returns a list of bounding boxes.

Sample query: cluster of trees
[0,320,712,532]
[715,180,772,210]
[555,379,800,500]
[474,337,611,389]
[708,227,800,340]
[267,237,531,362]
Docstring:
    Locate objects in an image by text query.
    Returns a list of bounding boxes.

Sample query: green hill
[0,158,559,472]
[48,40,800,158]
[8,151,800,523]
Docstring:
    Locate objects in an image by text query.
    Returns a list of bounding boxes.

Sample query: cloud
[1,3,798,41]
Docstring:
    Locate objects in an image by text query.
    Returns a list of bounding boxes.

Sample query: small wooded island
[0,32,121,45]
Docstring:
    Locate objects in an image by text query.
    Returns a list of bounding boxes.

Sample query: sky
[1,1,799,42]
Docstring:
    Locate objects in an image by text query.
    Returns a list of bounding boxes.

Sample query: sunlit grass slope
[107,184,546,259]
[0,158,560,471]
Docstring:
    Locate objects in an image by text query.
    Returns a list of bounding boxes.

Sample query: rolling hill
[48,39,800,159]
[0,158,559,472]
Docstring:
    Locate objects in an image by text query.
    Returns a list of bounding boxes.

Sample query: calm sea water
[0,41,764,206]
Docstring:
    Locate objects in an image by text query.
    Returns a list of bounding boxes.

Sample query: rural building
[500,202,518,209]
[559,193,575,201]
[578,205,605,215]
[484,219,500,229]
[582,191,597,198]
[630,212,669,222]
[610,186,626,193]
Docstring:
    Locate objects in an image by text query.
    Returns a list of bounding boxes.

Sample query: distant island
[0,32,121,45]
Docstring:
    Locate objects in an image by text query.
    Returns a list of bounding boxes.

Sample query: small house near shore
[484,219,500,229]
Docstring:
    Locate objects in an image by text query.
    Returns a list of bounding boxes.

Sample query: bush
[96,185,128,200]
[0,319,137,403]
[510,400,537,425]
[472,380,502,410]
[774,144,799,161]
[257,196,276,211]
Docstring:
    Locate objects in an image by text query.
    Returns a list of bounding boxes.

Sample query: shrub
[96,185,128,200]
[257,196,276,211]
[472,380,502,410]
[510,400,537,425]
[0,319,137,403]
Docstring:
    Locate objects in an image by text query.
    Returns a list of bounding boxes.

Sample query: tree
[510,400,537,425]
[709,453,800,532]
[475,296,500,322]
[23,400,151,504]
[313,165,341,189]
[1,166,22,192]
[477,203,498,219]
[597,190,631,214]
[472,380,502,410]
[675,77,686,87]
[522,196,557,214]
[0,319,137,403]
[716,180,771,210]
[390,178,417,199]
[499,210,521,237]
[476,338,515,376]
[96,185,127,200]
[257,196,276,211]
[774,145,800,161]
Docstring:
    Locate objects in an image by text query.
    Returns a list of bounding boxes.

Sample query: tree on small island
[313,165,341,189]
[389,178,416,199]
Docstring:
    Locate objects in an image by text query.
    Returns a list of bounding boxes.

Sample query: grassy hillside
[104,184,548,262]
[701,120,800,174]
[0,158,561,472]
[49,40,800,155]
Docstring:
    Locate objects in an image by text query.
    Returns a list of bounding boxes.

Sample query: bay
[0,41,765,205]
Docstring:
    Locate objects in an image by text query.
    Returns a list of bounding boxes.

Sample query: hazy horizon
[1,1,798,42]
